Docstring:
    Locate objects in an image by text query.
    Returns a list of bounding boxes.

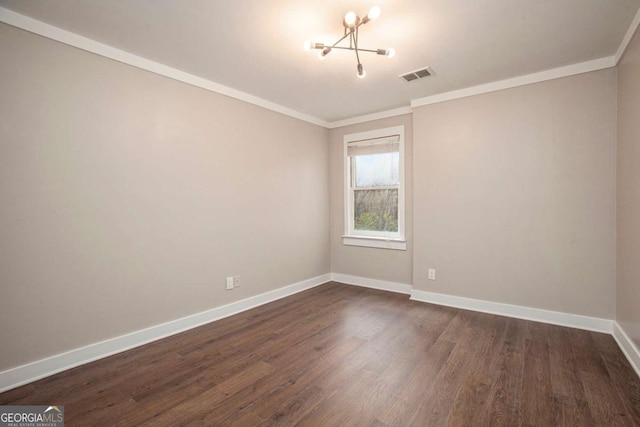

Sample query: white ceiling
[1,0,639,123]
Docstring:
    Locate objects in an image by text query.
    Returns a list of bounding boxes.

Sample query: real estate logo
[0,406,64,427]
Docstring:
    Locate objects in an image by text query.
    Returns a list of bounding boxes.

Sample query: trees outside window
[343,126,405,250]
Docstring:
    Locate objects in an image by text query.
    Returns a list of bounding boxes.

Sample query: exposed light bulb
[344,11,357,26]
[303,40,312,51]
[357,63,366,78]
[368,6,381,20]
[376,48,396,58]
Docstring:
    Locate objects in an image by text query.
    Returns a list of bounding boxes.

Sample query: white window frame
[343,125,406,250]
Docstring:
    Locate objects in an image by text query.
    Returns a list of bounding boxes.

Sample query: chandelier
[304,6,395,79]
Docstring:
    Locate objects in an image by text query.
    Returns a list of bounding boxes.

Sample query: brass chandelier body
[304,6,395,78]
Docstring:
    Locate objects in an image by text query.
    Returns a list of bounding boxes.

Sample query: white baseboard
[330,276,613,334]
[0,273,331,393]
[612,322,640,379]
[331,273,412,295]
[3,273,635,393]
[410,289,613,334]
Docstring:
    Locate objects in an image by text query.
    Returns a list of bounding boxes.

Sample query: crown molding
[411,56,616,109]
[3,4,638,128]
[615,5,640,64]
[327,106,412,129]
[0,7,330,128]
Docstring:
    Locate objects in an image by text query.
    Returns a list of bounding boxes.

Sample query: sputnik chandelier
[303,5,395,79]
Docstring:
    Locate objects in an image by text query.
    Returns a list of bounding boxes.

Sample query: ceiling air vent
[400,66,434,82]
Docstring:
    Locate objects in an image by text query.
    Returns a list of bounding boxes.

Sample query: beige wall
[617,28,640,348]
[412,69,617,318]
[0,24,330,371]
[329,115,413,285]
[0,16,634,376]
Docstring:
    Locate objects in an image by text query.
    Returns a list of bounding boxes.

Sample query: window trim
[343,125,406,250]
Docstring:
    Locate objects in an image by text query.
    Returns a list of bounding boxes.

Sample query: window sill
[342,235,407,251]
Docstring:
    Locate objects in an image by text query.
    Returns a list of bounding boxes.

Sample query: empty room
[1,1,640,425]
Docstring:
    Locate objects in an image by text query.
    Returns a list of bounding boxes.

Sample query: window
[343,126,405,250]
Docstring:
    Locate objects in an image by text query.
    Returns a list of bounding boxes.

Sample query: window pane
[354,189,398,232]
[354,152,399,187]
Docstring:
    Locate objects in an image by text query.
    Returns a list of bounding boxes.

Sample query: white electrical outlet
[226,276,234,290]
[234,275,240,287]
[428,268,436,280]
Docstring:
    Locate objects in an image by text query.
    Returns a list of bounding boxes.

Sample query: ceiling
[1,0,639,124]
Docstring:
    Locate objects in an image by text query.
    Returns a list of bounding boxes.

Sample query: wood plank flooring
[1,282,639,426]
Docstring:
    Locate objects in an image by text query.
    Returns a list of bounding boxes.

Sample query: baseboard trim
[612,322,640,379]
[331,273,412,295]
[2,273,632,393]
[0,273,331,393]
[410,289,613,334]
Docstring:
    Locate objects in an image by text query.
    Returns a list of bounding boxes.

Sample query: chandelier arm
[330,46,379,54]
[306,7,392,78]
[356,17,368,30]
[331,31,352,49]
[354,27,362,66]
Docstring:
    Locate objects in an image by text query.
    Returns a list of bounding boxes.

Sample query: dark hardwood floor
[1,282,639,426]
